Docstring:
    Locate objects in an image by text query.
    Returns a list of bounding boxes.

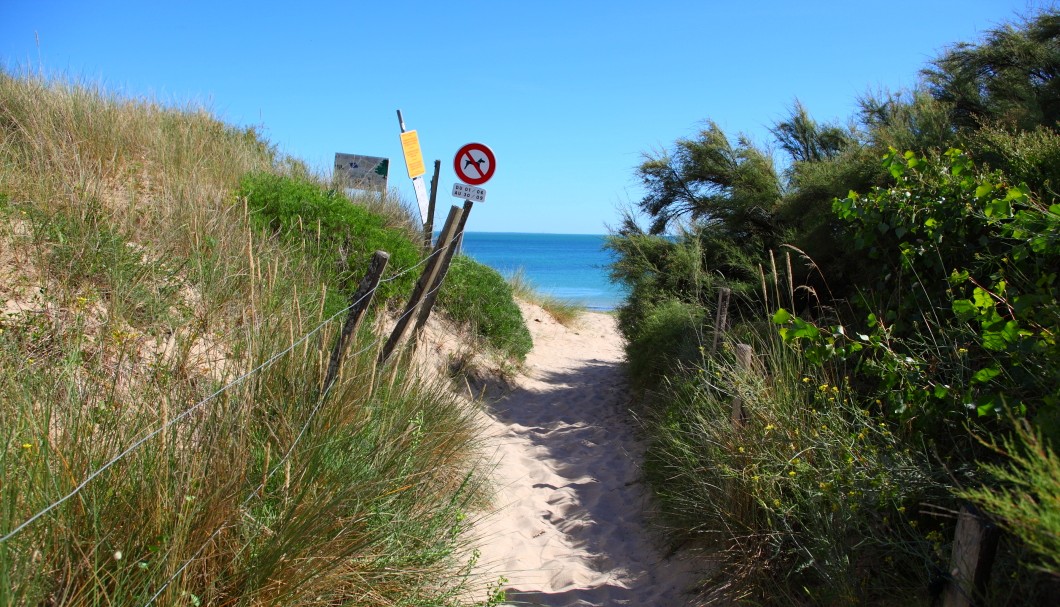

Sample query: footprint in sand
[470,301,698,607]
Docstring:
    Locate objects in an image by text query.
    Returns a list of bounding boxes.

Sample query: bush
[644,332,946,604]
[438,255,532,361]
[237,172,422,311]
[960,421,1060,577]
[624,298,706,390]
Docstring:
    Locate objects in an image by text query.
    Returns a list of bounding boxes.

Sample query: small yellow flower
[819,384,829,392]
[788,470,797,477]
[773,499,782,507]
[802,376,812,383]
[764,424,776,432]
[738,446,745,453]
[22,442,33,450]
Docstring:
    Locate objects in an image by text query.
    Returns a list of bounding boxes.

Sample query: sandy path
[469,302,696,606]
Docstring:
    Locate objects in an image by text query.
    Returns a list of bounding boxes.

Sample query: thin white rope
[0,285,374,544]
[1,238,463,544]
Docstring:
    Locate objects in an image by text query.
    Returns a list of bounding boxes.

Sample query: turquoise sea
[457,232,627,311]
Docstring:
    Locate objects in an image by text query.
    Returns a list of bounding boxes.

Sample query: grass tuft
[505,268,583,326]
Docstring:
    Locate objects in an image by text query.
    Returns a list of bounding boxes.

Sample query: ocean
[457,232,627,311]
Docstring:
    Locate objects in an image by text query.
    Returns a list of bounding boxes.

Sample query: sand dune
[469,302,697,606]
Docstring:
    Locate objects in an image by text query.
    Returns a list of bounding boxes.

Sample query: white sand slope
[470,302,697,607]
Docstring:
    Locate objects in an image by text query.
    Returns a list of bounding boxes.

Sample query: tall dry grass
[0,70,494,606]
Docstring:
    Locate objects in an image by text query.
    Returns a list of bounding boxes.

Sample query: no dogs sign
[453,143,495,186]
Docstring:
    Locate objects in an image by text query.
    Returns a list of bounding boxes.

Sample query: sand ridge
[470,301,696,606]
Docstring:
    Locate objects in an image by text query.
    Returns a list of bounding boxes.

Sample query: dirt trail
[469,302,697,606]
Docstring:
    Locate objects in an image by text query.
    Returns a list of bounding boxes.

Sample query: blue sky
[1,1,1048,233]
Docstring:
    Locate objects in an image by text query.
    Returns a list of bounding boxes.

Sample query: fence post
[942,505,999,607]
[731,343,753,426]
[323,250,390,393]
[711,287,731,355]
[412,199,474,340]
[424,159,440,251]
[379,205,463,365]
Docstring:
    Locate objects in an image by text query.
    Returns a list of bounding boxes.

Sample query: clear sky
[1,1,1049,234]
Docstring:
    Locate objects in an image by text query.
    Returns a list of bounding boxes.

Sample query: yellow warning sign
[399,130,426,179]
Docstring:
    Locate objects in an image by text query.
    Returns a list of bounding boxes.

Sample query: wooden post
[942,505,999,607]
[424,159,440,251]
[323,250,389,393]
[731,343,753,426]
[379,205,463,365]
[412,199,474,339]
[711,287,732,355]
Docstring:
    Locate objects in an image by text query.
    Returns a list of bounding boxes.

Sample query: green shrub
[960,421,1060,576]
[438,255,532,361]
[810,148,1059,444]
[625,298,706,390]
[237,172,422,311]
[644,332,946,604]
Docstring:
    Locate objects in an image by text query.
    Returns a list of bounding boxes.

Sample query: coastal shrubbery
[611,11,1060,605]
[0,71,519,605]
[439,255,533,361]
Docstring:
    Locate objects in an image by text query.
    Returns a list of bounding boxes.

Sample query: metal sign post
[397,110,430,226]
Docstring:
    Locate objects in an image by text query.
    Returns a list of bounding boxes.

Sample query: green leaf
[985,199,1010,218]
[1004,185,1029,204]
[772,308,792,324]
[952,299,976,320]
[973,287,994,310]
[975,183,994,198]
[972,366,1001,383]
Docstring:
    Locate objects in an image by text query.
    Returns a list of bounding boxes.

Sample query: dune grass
[0,70,502,606]
[505,268,583,327]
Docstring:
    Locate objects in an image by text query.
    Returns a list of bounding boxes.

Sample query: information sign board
[400,130,426,179]
[334,153,389,190]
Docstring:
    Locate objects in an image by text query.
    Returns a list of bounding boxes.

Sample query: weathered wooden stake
[942,505,999,607]
[323,250,390,393]
[711,287,732,355]
[379,205,463,365]
[731,343,753,426]
[424,159,440,251]
[412,199,474,340]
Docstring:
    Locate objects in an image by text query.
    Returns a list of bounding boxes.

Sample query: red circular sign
[453,143,496,186]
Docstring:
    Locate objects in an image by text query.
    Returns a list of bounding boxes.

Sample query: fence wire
[0,235,458,546]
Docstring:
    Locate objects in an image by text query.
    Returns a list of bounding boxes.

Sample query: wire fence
[0,232,459,547]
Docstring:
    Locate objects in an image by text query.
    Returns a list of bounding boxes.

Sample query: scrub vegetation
[0,70,520,606]
[610,11,1060,605]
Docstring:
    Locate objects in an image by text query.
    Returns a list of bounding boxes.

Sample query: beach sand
[467,302,698,606]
